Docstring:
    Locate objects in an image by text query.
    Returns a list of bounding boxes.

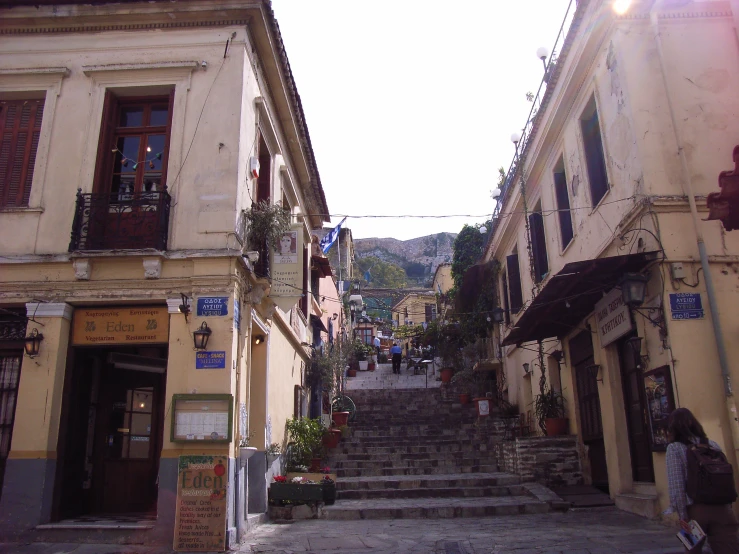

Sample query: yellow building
[392,291,438,331]
[486,0,739,519]
[432,263,453,295]
[0,0,329,546]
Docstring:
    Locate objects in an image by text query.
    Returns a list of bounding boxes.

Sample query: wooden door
[618,336,655,483]
[94,367,164,514]
[570,330,609,491]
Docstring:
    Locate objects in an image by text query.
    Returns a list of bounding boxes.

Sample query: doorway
[57,346,166,518]
[570,330,609,493]
[618,335,655,483]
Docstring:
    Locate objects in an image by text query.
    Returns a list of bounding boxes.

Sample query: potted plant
[435,323,463,383]
[269,475,324,506]
[243,200,292,252]
[450,368,477,404]
[321,473,337,505]
[285,417,325,470]
[238,432,258,466]
[266,442,281,465]
[534,387,567,436]
[332,411,350,427]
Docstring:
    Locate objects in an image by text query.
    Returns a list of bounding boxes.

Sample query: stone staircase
[323,364,566,519]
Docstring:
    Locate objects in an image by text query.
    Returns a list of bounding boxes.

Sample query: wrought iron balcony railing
[68,188,171,252]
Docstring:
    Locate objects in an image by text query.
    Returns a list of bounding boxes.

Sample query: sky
[271,0,574,241]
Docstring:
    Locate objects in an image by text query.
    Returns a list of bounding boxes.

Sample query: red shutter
[0,99,44,208]
[92,90,117,193]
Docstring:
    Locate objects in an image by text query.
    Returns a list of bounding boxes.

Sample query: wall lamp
[24,328,44,357]
[332,313,338,321]
[253,334,265,345]
[585,364,603,383]
[619,273,648,308]
[522,362,531,374]
[193,322,212,350]
[491,307,506,324]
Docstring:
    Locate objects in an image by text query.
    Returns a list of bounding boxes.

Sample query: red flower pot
[440,368,454,383]
[347,369,357,377]
[332,411,349,427]
[310,457,323,472]
[459,393,471,405]
[546,417,569,436]
[322,429,341,449]
[368,362,376,371]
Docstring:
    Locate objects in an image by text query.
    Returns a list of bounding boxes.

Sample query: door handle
[117,428,130,434]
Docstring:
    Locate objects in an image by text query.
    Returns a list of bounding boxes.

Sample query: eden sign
[72,306,169,345]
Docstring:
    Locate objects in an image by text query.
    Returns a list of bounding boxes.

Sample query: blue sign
[195,351,226,369]
[234,299,241,330]
[669,293,704,320]
[197,297,228,317]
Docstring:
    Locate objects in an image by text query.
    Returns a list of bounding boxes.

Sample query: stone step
[336,464,499,478]
[323,495,550,520]
[331,457,496,470]
[336,472,520,490]
[338,484,528,500]
[330,450,490,461]
[331,444,488,455]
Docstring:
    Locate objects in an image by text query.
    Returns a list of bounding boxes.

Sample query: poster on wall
[643,365,676,452]
[270,224,303,312]
[173,455,228,552]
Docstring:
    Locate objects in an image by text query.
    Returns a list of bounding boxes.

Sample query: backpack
[686,439,738,505]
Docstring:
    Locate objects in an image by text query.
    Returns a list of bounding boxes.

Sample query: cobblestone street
[241,507,681,554]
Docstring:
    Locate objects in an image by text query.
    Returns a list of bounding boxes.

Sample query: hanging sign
[195,351,226,369]
[72,306,168,345]
[669,293,704,320]
[270,225,304,312]
[595,288,633,347]
[196,297,229,317]
[173,455,228,552]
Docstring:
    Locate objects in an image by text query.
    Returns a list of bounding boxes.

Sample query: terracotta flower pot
[459,393,471,405]
[347,369,357,377]
[322,429,341,449]
[309,457,323,472]
[332,411,349,427]
[368,362,376,371]
[546,417,569,436]
[440,368,454,383]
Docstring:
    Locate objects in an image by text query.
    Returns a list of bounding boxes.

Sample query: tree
[353,256,407,289]
[449,224,487,298]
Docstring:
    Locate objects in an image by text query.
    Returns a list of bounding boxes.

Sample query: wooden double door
[58,348,166,517]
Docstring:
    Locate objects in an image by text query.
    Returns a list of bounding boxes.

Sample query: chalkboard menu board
[173,455,228,552]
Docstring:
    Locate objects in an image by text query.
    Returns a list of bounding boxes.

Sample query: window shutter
[529,212,548,283]
[507,253,523,314]
[554,170,574,246]
[0,99,44,208]
[425,304,432,323]
[501,272,510,324]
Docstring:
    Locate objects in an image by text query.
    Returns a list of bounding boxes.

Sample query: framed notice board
[643,366,675,452]
[171,394,233,443]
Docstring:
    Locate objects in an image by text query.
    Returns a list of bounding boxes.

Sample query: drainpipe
[650,10,739,449]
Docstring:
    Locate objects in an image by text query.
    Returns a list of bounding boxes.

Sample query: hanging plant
[243,200,292,251]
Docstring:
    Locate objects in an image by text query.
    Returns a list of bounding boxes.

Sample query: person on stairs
[390,342,402,374]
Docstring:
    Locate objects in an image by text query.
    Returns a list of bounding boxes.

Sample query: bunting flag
[319,217,347,254]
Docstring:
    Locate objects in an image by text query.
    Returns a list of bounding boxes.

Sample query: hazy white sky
[272,0,573,241]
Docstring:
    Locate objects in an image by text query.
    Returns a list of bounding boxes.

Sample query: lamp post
[536,46,549,71]
[619,273,648,307]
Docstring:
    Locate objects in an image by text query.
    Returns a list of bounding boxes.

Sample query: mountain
[354,233,456,285]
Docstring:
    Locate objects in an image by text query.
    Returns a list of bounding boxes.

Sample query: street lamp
[536,46,549,71]
[619,273,648,307]
[491,307,506,324]
[193,322,212,350]
[24,328,44,357]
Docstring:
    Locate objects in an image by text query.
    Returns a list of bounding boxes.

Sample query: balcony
[68,188,171,252]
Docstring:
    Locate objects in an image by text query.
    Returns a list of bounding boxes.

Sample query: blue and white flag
[319,217,347,254]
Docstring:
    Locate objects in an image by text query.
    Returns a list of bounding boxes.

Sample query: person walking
[390,342,402,374]
[373,335,381,357]
[666,407,739,553]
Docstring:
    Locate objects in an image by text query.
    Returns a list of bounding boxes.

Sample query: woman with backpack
[667,407,739,553]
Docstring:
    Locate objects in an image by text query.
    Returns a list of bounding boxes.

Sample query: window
[355,328,372,345]
[0,353,22,498]
[300,245,309,316]
[95,92,173,198]
[0,99,44,208]
[506,248,523,314]
[553,157,574,248]
[529,203,549,283]
[501,271,511,324]
[425,304,437,323]
[580,96,609,206]
[257,135,271,204]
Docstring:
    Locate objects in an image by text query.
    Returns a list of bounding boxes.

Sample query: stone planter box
[269,483,324,505]
[268,503,325,520]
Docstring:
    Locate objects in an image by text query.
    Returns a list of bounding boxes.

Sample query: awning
[312,255,332,278]
[310,314,328,334]
[501,251,660,347]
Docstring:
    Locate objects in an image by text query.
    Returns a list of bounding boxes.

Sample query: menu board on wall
[173,455,228,552]
[171,395,233,443]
